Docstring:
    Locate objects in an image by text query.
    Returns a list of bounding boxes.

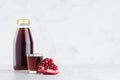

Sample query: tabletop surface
[1,64,120,80]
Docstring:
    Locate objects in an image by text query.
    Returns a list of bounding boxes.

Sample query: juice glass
[26,53,43,73]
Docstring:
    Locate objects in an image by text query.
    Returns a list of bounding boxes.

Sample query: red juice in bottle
[13,19,33,70]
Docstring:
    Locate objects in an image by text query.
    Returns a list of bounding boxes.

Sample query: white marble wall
[0,0,120,65]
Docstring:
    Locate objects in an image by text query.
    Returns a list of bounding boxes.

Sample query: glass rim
[26,53,43,57]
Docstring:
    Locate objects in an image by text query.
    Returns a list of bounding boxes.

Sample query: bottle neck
[18,24,29,28]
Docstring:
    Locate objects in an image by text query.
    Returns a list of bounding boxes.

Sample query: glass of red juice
[26,53,43,73]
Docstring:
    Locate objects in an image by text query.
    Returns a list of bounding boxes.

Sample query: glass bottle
[13,19,33,70]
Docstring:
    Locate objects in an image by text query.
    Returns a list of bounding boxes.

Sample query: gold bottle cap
[17,19,30,25]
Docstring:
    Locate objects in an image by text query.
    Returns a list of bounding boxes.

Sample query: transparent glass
[13,25,33,71]
[26,53,43,73]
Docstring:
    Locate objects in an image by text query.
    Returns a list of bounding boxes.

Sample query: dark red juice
[27,56,43,71]
[13,28,33,70]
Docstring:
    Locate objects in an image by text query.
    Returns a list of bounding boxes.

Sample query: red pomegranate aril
[49,58,53,63]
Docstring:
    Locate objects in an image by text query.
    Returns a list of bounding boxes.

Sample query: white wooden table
[1,64,120,80]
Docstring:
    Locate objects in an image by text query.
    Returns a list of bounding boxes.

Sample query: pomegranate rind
[38,66,59,74]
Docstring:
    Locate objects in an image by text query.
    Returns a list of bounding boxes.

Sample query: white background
[0,0,120,67]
